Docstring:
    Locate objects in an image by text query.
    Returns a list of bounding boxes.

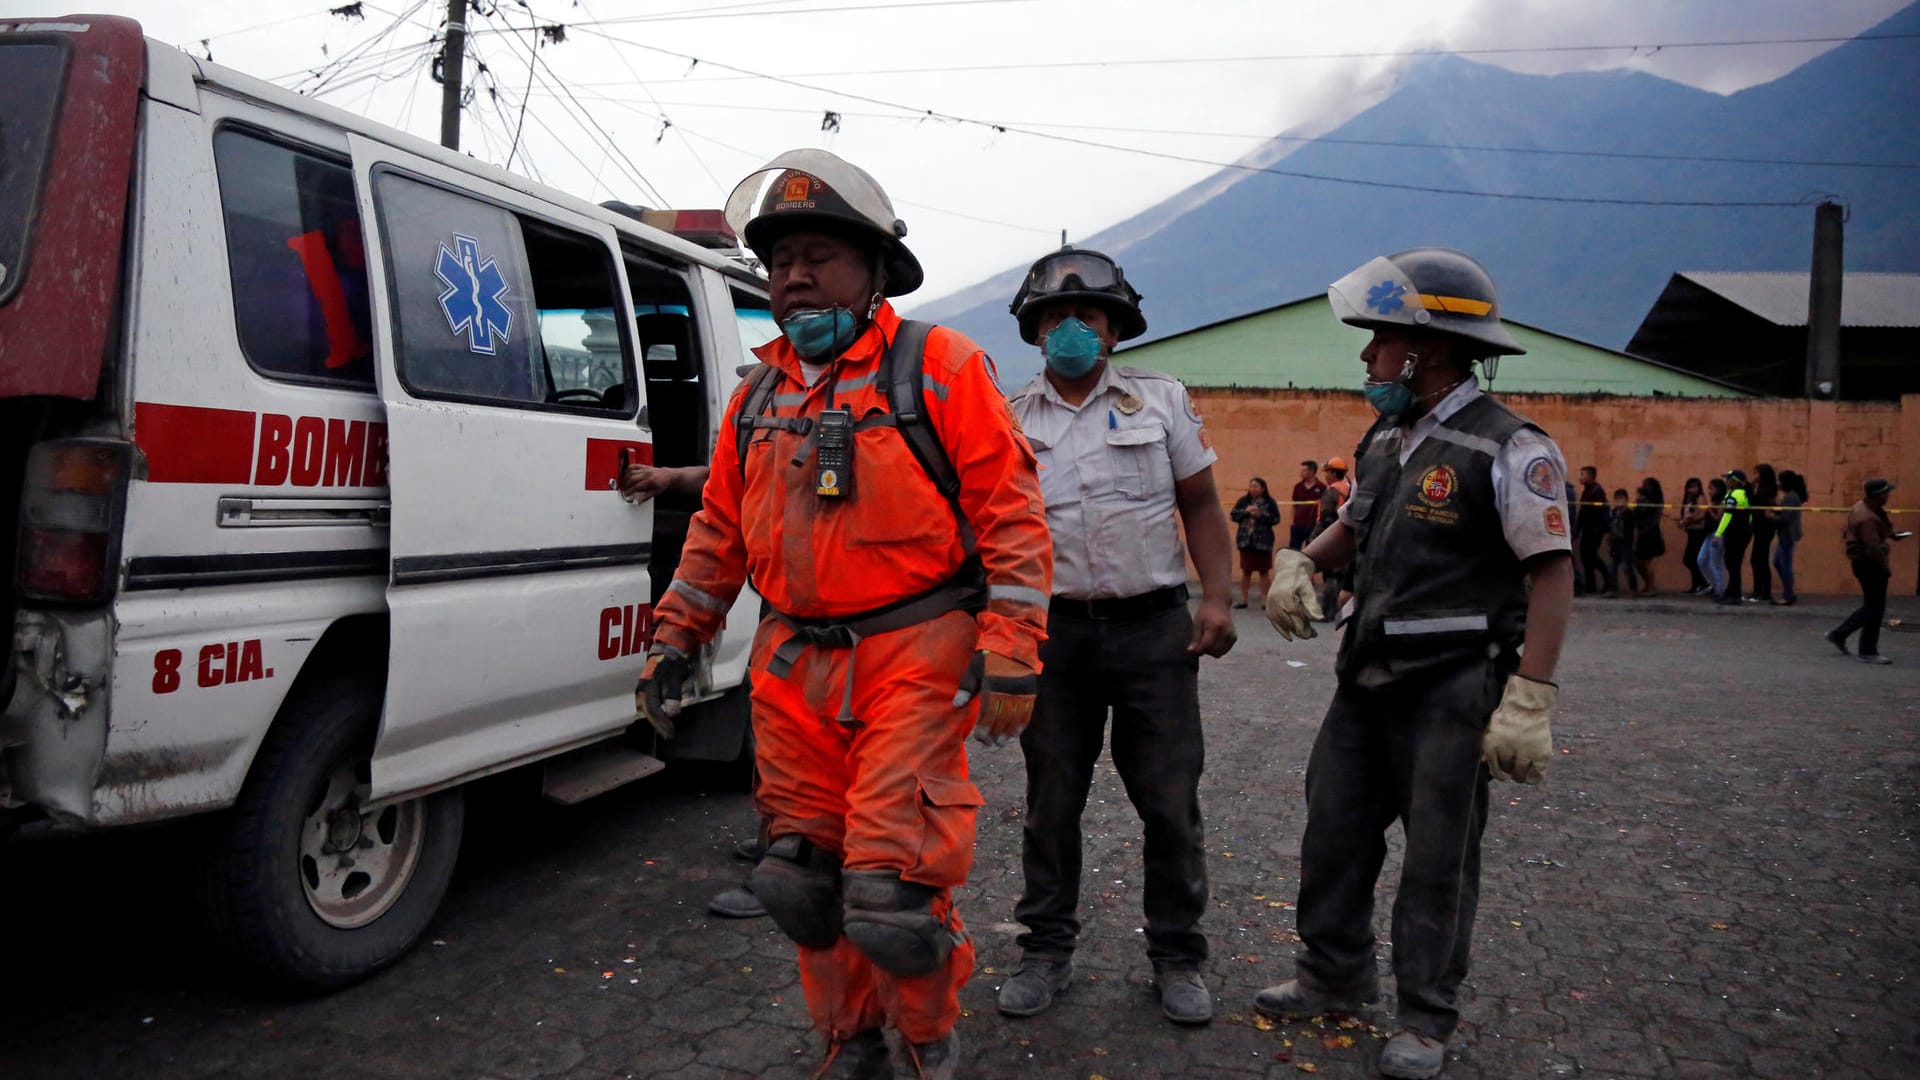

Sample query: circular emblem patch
[1523,456,1559,500]
[1418,464,1458,505]
[819,469,838,490]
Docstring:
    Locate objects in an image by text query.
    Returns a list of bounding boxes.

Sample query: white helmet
[724,149,923,296]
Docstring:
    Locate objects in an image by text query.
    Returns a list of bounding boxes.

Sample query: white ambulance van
[1,15,774,989]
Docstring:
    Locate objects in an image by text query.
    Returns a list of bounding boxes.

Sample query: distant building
[1626,272,1920,400]
[1117,295,1749,397]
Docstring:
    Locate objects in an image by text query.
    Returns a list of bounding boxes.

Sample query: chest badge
[1418,465,1458,506]
[1115,394,1144,415]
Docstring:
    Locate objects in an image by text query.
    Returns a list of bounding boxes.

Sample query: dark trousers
[1289,524,1314,551]
[1016,603,1208,970]
[1749,520,1776,601]
[1682,531,1708,592]
[1833,557,1890,656]
[1578,530,1609,593]
[1722,533,1750,600]
[1608,538,1640,594]
[1294,661,1497,1041]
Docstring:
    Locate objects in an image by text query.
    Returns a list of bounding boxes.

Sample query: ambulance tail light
[16,439,133,604]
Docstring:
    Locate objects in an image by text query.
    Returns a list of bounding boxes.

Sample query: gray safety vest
[1336,394,1538,689]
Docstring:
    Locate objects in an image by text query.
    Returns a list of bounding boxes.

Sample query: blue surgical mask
[1042,317,1103,378]
[1363,380,1415,417]
[780,307,861,360]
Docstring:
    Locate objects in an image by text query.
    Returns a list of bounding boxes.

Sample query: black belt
[1049,584,1188,622]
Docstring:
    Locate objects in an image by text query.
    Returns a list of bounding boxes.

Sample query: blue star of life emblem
[435,234,513,355]
[1367,279,1408,315]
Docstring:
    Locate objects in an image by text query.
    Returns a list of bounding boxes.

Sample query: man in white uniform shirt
[996,247,1237,1026]
[1258,248,1574,1079]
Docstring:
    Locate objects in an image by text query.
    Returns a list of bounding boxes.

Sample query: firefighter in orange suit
[637,149,1052,1080]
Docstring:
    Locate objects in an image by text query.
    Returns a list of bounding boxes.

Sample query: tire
[197,671,465,993]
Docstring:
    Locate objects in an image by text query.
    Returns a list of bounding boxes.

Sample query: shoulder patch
[1522,456,1559,500]
[1544,505,1567,536]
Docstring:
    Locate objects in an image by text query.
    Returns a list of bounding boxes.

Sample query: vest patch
[1408,464,1461,524]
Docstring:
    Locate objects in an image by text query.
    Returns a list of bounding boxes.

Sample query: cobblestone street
[4,594,1916,1079]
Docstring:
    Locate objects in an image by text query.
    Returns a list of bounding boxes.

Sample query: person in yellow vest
[1714,469,1753,606]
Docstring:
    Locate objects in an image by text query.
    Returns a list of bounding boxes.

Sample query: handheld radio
[813,408,854,498]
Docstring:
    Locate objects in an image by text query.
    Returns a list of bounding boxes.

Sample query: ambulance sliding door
[348,136,656,799]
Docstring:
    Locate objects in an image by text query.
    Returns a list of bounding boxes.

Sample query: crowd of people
[1565,463,1808,604]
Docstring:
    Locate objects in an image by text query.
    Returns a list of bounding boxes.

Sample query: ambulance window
[213,128,375,388]
[371,169,636,416]
[624,253,704,466]
[732,288,777,358]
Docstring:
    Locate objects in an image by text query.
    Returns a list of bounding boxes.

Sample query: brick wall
[1193,389,1920,598]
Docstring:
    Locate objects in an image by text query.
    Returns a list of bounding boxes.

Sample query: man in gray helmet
[1256,248,1575,1079]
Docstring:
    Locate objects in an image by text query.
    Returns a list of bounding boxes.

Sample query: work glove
[1483,674,1556,784]
[953,650,1038,748]
[635,644,693,739]
[1263,548,1325,640]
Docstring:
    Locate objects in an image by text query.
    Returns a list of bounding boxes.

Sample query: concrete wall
[1193,389,1920,598]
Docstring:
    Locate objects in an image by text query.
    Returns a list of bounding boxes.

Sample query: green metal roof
[1116,296,1750,397]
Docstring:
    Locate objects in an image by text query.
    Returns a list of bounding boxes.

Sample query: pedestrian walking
[1288,461,1327,551]
[1258,248,1574,1080]
[1607,488,1640,596]
[999,245,1238,1028]
[1827,478,1907,664]
[1698,477,1730,599]
[1716,470,1753,606]
[1679,478,1710,594]
[1772,470,1806,605]
[1576,466,1610,595]
[1633,477,1666,597]
[1748,463,1779,603]
[638,149,1054,1080]
[1230,477,1282,608]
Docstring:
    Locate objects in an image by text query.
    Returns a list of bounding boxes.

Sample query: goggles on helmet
[1024,250,1124,295]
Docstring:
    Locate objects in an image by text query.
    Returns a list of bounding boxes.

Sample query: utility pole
[1805,200,1843,399]
[439,0,467,151]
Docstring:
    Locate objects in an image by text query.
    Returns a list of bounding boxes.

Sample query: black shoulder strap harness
[734,319,962,514]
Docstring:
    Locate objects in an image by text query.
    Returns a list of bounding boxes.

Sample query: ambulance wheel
[198,671,465,992]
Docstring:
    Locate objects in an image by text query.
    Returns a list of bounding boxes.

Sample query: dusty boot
[1377,1028,1447,1079]
[1156,968,1213,1025]
[707,884,766,918]
[1251,978,1379,1020]
[733,836,767,861]
[996,954,1073,1017]
[817,1028,892,1080]
[894,1030,958,1080]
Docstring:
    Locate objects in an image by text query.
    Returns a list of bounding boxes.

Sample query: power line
[571,25,1832,208]
[596,29,1920,79]
[572,0,725,192]
[537,91,1920,171]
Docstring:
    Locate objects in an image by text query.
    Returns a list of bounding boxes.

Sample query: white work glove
[1263,548,1325,640]
[1484,674,1556,784]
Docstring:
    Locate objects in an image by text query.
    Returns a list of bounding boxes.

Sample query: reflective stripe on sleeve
[986,583,1049,607]
[668,578,728,612]
[1381,614,1489,635]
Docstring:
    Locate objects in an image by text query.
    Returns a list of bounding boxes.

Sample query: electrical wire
[569,25,1833,208]
[536,92,1920,171]
[572,0,725,192]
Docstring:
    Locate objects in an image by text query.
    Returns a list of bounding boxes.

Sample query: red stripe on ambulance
[133,403,388,487]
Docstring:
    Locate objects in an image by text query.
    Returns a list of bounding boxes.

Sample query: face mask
[1042,317,1103,378]
[780,307,862,360]
[1362,353,1419,416]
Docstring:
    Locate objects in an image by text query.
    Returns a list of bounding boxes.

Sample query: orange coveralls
[651,302,1052,1043]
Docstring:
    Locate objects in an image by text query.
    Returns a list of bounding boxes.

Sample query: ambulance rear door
[348,135,657,799]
